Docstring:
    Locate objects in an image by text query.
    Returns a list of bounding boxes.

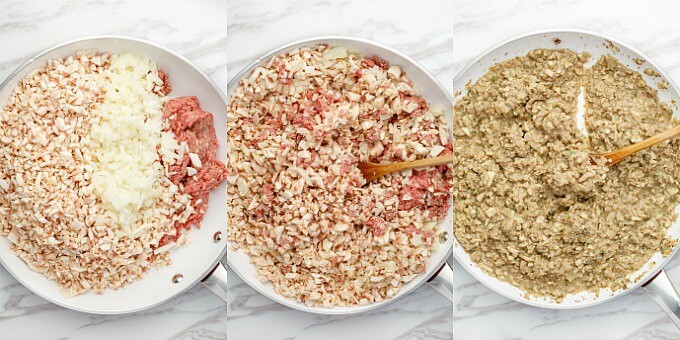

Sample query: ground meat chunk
[156,69,172,96]
[162,96,226,242]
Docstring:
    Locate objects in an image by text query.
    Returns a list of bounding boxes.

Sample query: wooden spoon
[590,125,680,166]
[358,154,453,183]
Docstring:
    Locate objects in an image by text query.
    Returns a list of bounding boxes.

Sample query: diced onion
[87,52,179,235]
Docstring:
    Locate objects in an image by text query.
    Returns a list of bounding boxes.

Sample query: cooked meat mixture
[228,45,452,307]
[454,49,678,301]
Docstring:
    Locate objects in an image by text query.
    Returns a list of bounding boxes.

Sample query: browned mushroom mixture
[454,48,678,301]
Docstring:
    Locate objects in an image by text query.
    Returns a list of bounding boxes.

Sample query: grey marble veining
[454,0,680,339]
[0,1,227,339]
[226,0,453,339]
[227,271,452,340]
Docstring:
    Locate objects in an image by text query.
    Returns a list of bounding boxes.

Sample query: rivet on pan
[213,231,223,243]
[439,231,449,243]
[172,274,183,284]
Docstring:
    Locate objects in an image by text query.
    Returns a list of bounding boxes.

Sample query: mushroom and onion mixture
[0,51,225,297]
[228,45,453,307]
[454,49,678,300]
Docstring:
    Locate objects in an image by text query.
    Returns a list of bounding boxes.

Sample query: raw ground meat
[156,69,172,96]
[162,96,226,243]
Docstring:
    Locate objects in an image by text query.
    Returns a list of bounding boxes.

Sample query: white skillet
[453,29,680,326]
[226,36,454,315]
[0,36,228,314]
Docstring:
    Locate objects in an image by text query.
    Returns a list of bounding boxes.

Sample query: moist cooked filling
[454,48,679,301]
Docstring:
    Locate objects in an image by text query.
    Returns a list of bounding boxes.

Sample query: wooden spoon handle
[380,154,453,173]
[600,125,680,165]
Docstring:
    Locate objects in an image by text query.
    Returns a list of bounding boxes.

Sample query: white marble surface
[226,0,453,339]
[0,1,227,339]
[454,0,680,339]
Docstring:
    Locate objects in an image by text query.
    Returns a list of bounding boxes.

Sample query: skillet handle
[426,254,453,302]
[200,261,228,303]
[642,269,680,329]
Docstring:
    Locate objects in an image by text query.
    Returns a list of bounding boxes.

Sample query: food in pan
[227,45,452,307]
[454,48,678,301]
[0,51,226,297]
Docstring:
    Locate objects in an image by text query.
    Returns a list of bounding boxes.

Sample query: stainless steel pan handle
[642,269,680,328]
[426,254,454,302]
[200,261,228,303]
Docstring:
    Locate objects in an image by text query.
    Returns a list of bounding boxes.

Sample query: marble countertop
[226,1,453,339]
[10,0,676,338]
[454,0,680,339]
[0,1,227,339]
